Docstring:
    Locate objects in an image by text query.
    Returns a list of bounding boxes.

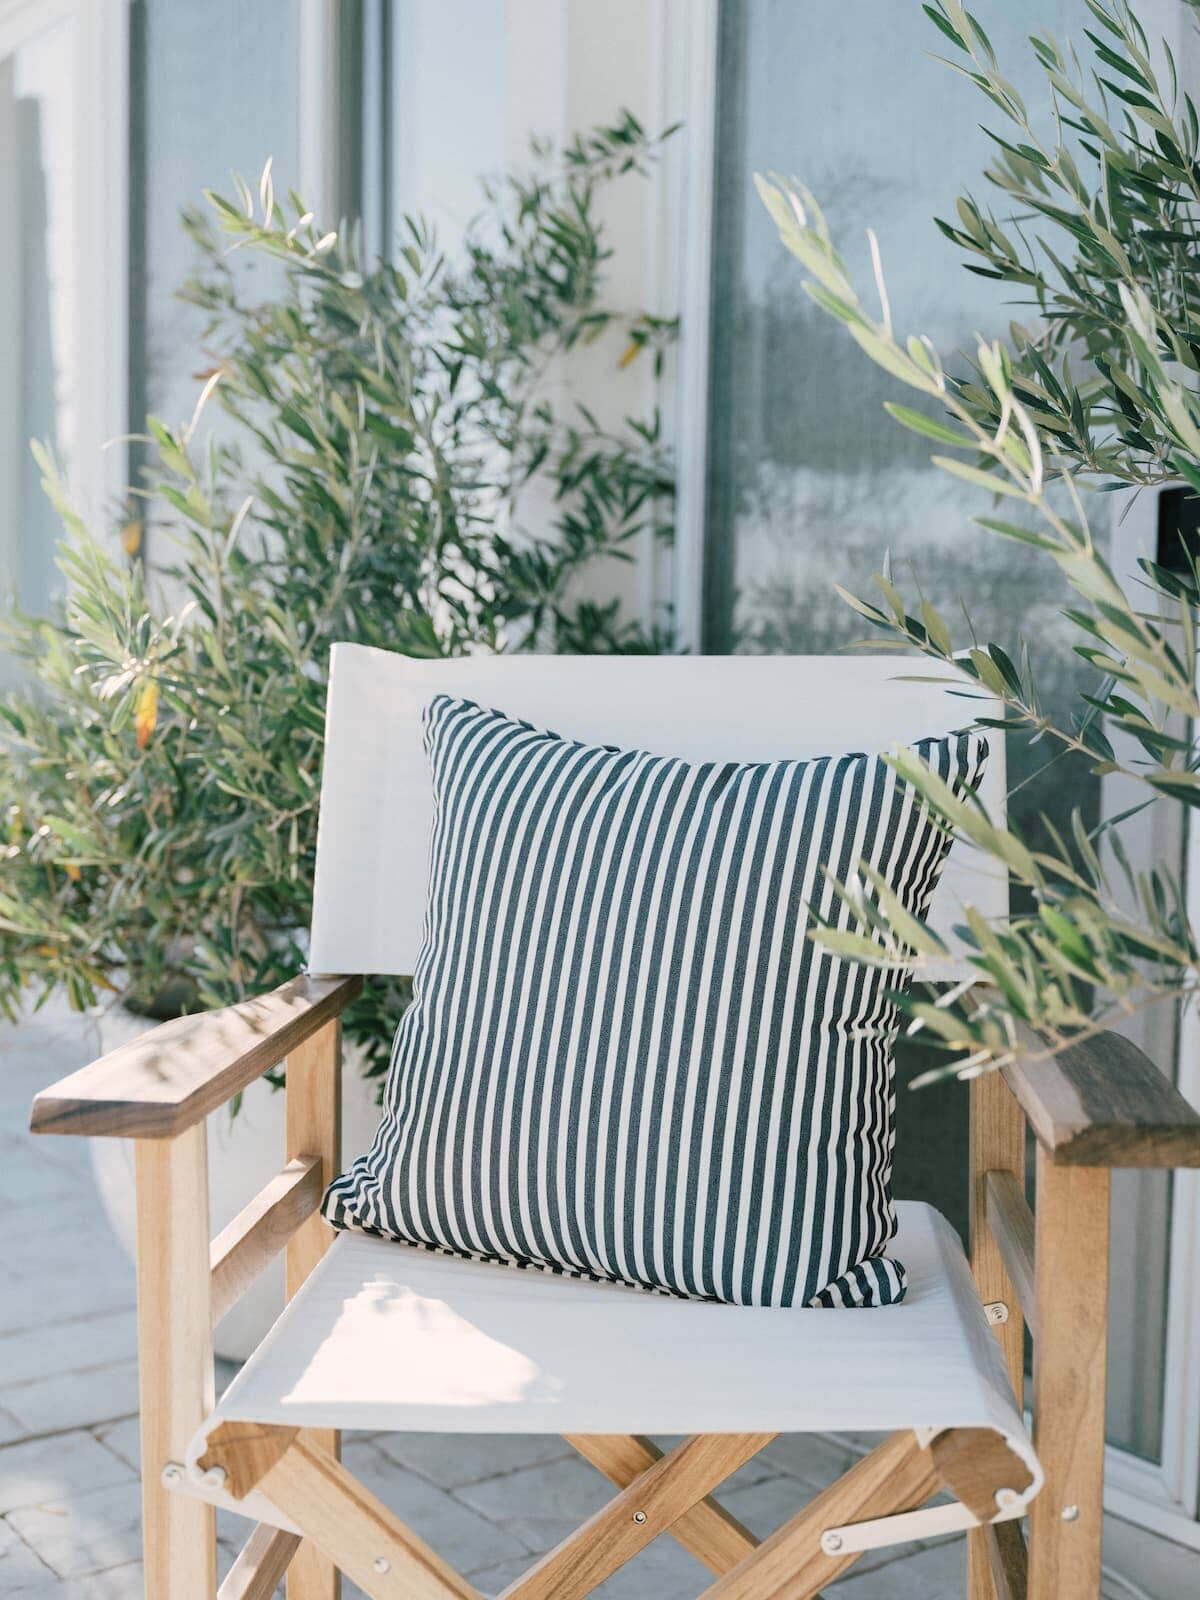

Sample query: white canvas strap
[821,1486,1027,1556]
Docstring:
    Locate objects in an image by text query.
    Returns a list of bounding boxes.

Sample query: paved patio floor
[2,1001,1197,1598]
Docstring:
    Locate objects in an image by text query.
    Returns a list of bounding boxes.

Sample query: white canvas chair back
[309,644,1007,979]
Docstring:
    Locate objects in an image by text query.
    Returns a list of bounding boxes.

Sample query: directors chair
[31,648,1200,1600]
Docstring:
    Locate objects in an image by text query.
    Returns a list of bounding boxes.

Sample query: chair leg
[135,1128,218,1599]
[1028,1148,1110,1600]
[978,1521,1029,1600]
[286,1018,343,1600]
[968,1530,1002,1600]
[259,1437,480,1600]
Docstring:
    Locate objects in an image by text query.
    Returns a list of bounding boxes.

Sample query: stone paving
[2,1001,1197,1598]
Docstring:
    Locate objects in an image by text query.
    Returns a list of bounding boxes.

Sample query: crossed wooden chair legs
[197,1422,1031,1600]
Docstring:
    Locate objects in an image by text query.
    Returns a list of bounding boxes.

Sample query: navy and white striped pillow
[324,695,986,1308]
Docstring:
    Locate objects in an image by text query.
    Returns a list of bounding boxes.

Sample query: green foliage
[757,1,1200,1080]
[1,119,676,1076]
[927,0,1200,490]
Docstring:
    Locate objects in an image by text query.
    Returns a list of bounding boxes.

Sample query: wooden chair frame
[30,973,1200,1600]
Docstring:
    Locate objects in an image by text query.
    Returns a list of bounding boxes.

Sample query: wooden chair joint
[499,1433,775,1600]
[811,1428,1032,1570]
[565,1434,760,1575]
[197,1421,299,1501]
[928,1428,1034,1524]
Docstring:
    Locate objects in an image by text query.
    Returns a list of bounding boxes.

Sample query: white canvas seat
[185,1201,1041,1544]
[193,1202,1023,1439]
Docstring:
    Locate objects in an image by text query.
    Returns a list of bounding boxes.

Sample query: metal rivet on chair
[823,1532,843,1553]
[1062,1505,1079,1522]
[160,1463,184,1491]
[373,1556,391,1573]
[994,1487,1019,1510]
[632,1510,647,1525]
[202,1467,227,1490]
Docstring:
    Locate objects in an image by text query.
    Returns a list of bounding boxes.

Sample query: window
[697,0,1189,1474]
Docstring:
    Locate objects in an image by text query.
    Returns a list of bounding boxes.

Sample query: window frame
[666,0,719,652]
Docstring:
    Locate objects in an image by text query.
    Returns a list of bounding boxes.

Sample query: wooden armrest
[1003,1023,1200,1168]
[29,973,363,1140]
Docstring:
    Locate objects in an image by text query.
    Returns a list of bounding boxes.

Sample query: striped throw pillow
[324,695,987,1307]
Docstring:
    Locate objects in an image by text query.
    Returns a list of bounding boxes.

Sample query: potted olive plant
[2,116,675,1353]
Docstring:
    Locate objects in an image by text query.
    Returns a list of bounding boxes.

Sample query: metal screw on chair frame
[984,1301,1009,1325]
[994,1487,1020,1510]
[1062,1505,1079,1522]
[160,1463,184,1491]
[202,1467,227,1490]
[632,1510,647,1525]
[822,1531,843,1553]
[373,1556,391,1573]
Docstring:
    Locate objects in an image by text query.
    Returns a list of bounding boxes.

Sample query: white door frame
[0,0,128,527]
[297,0,342,227]
[666,0,718,653]
[663,0,1200,1546]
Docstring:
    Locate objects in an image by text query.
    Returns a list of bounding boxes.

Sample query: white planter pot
[89,1005,384,1361]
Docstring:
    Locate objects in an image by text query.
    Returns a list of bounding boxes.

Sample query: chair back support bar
[967,1068,1028,1599]
[982,1520,1028,1600]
